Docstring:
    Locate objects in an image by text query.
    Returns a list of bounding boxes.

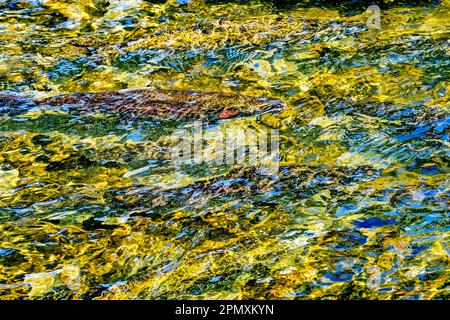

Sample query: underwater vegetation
[0,0,449,299]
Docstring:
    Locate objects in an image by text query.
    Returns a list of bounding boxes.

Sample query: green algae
[0,0,449,300]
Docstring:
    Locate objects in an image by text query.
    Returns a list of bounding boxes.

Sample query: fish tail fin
[0,92,38,116]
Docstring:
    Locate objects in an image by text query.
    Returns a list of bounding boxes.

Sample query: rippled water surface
[0,0,449,299]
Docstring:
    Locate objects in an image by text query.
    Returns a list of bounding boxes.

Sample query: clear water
[0,0,449,299]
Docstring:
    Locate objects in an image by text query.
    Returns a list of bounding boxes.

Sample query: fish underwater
[102,164,382,221]
[0,89,286,121]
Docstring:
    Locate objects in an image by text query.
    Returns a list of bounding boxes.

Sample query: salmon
[0,89,285,121]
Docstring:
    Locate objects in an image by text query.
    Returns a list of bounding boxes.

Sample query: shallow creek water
[0,0,449,299]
